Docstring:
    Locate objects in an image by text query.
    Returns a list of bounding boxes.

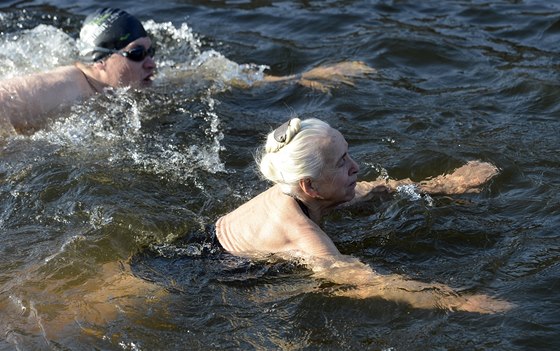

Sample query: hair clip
[273,120,291,143]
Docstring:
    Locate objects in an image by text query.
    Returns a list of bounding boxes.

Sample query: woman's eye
[338,157,346,167]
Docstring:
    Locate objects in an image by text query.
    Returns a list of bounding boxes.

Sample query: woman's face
[101,37,156,88]
[312,128,359,206]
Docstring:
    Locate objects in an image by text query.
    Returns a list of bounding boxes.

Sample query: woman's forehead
[321,129,347,161]
[328,128,346,148]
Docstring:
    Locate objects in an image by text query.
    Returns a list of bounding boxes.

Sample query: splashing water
[142,19,268,92]
[188,50,268,89]
[2,19,265,181]
[396,184,434,206]
[28,85,226,182]
[142,20,202,64]
[31,87,143,146]
[0,24,77,79]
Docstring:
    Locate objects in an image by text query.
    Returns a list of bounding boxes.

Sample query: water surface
[1,0,559,350]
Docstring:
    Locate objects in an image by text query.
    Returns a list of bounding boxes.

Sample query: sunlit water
[1,1,559,350]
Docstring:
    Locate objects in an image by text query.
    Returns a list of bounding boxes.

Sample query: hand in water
[419,161,499,195]
[458,294,515,314]
[298,61,376,92]
[328,275,514,315]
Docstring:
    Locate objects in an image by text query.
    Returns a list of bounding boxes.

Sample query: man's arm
[261,61,376,92]
[0,65,93,134]
[169,55,374,93]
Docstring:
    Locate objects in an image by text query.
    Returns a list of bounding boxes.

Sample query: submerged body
[0,9,156,135]
[217,118,512,313]
[0,7,373,137]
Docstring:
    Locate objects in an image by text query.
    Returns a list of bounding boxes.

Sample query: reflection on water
[1,1,560,350]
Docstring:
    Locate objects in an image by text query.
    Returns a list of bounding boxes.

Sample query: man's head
[79,8,156,88]
[80,8,148,62]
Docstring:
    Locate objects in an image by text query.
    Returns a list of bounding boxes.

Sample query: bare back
[216,185,341,259]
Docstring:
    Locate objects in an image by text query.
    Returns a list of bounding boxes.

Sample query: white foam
[3,19,274,182]
[396,184,434,206]
[0,24,77,79]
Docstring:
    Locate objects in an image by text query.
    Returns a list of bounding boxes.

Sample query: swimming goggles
[93,45,156,62]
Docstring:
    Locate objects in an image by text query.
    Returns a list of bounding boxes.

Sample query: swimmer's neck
[74,62,109,94]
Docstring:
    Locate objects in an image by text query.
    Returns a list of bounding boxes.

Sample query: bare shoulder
[0,65,91,134]
[288,220,341,258]
[216,186,341,258]
[1,65,80,88]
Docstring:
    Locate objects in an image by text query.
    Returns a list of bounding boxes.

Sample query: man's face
[101,37,156,88]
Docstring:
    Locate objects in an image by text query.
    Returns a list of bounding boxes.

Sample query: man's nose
[144,56,156,69]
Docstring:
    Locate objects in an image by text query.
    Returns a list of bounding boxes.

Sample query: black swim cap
[79,8,148,62]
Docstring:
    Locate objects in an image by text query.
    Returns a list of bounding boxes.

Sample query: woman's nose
[349,157,359,175]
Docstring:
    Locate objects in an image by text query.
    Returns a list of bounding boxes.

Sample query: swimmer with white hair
[0,8,374,135]
[216,117,513,314]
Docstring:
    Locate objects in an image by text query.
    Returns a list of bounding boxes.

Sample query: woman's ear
[299,178,321,198]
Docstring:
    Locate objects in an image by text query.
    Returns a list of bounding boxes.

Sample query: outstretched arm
[288,225,511,314]
[418,160,499,195]
[308,255,512,314]
[350,160,499,205]
[261,61,376,92]
[164,57,374,93]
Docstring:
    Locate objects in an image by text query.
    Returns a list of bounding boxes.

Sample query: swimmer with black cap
[0,8,374,136]
[0,8,155,134]
[77,7,156,89]
[76,7,156,89]
[80,8,150,62]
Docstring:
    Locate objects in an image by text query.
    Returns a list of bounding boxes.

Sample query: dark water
[1,0,559,350]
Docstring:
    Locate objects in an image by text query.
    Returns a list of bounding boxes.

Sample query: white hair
[258,118,332,194]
